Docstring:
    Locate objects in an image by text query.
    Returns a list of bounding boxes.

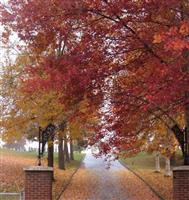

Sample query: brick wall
[24,166,53,200]
[173,166,189,200]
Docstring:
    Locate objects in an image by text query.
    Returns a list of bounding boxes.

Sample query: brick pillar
[24,166,53,200]
[173,166,189,200]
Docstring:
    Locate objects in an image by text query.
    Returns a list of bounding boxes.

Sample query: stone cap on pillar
[173,166,189,171]
[24,166,53,172]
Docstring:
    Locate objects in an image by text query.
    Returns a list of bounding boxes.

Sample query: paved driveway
[60,151,159,200]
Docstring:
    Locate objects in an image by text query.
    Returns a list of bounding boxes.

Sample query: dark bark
[185,101,189,165]
[170,152,176,166]
[64,135,70,162]
[47,140,54,167]
[70,137,74,161]
[171,125,185,156]
[58,134,65,170]
[181,49,189,165]
[171,121,189,165]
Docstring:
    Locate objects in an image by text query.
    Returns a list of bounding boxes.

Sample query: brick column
[24,166,53,200]
[173,166,189,200]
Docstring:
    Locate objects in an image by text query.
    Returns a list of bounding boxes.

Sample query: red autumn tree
[1,1,189,163]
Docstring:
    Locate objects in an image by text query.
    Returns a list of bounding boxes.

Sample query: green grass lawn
[120,151,184,200]
[0,148,85,200]
[0,148,85,167]
[0,148,37,158]
[0,194,23,200]
[120,151,183,171]
[0,148,85,173]
[54,151,85,169]
[120,152,166,170]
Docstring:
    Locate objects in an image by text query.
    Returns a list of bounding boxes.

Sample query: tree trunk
[47,140,54,167]
[171,125,185,157]
[185,101,189,165]
[170,152,176,166]
[183,49,189,165]
[70,138,74,160]
[164,157,172,177]
[155,152,161,173]
[64,135,70,162]
[58,134,65,170]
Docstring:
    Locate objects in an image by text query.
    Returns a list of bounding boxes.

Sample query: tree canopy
[0,0,189,160]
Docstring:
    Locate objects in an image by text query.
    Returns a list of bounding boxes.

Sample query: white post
[165,157,172,177]
[155,152,161,172]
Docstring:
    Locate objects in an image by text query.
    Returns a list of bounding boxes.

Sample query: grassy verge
[53,152,85,200]
[0,148,85,200]
[0,148,37,158]
[120,152,175,200]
